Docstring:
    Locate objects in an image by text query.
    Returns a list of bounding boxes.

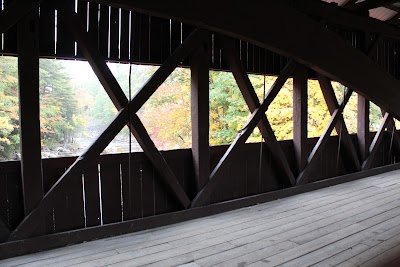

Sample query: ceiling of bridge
[321,0,400,22]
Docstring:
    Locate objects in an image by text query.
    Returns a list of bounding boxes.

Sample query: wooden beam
[17,8,44,216]
[358,95,370,162]
[367,35,382,60]
[0,217,9,243]
[191,60,297,208]
[293,65,308,175]
[296,89,353,185]
[55,0,206,203]
[382,109,400,157]
[190,42,210,192]
[9,105,131,241]
[388,122,400,156]
[3,161,400,260]
[86,0,400,45]
[9,21,206,242]
[8,65,188,241]
[54,0,127,110]
[292,0,400,39]
[128,114,191,207]
[84,0,400,122]
[343,0,358,7]
[0,0,42,33]
[362,112,392,170]
[317,74,361,172]
[221,37,295,187]
[387,12,400,24]
[346,0,399,11]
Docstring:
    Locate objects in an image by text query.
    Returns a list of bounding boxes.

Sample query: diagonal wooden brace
[0,217,9,242]
[191,60,297,208]
[8,3,208,241]
[362,113,392,170]
[296,88,353,185]
[221,37,295,187]
[55,0,207,206]
[317,74,361,172]
[381,109,400,157]
[0,0,43,33]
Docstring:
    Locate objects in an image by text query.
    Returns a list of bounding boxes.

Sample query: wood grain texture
[2,167,400,265]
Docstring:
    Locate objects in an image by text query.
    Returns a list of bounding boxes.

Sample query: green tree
[39,59,85,148]
[0,57,19,159]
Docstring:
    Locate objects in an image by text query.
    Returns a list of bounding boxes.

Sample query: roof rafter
[346,0,399,11]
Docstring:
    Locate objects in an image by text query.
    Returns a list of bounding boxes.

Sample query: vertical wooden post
[358,95,370,163]
[190,40,210,192]
[18,10,44,216]
[293,65,308,175]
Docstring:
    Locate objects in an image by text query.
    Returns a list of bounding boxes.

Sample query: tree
[140,68,192,150]
[39,59,85,148]
[0,57,19,160]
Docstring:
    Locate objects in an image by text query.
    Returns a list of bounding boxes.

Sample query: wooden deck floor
[2,169,400,267]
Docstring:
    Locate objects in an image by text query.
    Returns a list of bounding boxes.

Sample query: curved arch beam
[86,0,400,119]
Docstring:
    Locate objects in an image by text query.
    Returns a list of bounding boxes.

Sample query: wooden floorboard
[1,170,400,266]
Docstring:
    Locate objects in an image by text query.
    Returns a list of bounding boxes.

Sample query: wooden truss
[2,0,400,244]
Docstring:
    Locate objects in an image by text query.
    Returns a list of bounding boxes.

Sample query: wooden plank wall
[1,0,399,78]
[1,133,397,242]
[0,161,23,231]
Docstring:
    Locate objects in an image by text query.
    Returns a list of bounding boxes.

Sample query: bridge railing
[0,132,396,240]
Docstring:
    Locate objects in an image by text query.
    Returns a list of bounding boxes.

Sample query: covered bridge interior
[2,0,400,265]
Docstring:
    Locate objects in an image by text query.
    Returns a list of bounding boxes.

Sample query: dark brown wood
[17,8,44,216]
[149,16,164,63]
[85,0,400,121]
[109,6,119,60]
[38,1,56,56]
[8,78,174,239]
[138,14,150,62]
[382,109,400,157]
[0,172,11,241]
[343,0,357,7]
[190,41,210,192]
[121,158,143,220]
[221,37,295,186]
[362,112,392,170]
[191,60,296,208]
[83,165,101,227]
[293,65,308,175]
[358,95,370,162]
[54,173,85,233]
[87,2,100,52]
[0,218,9,242]
[56,1,205,205]
[129,114,190,208]
[317,74,361,172]
[75,0,88,58]
[293,0,400,41]
[55,0,76,57]
[140,160,155,217]
[8,109,127,241]
[98,4,109,58]
[367,35,382,59]
[54,0,127,110]
[0,0,42,33]
[41,157,75,234]
[346,0,398,11]
[2,161,400,260]
[3,172,23,230]
[296,89,353,185]
[100,162,122,224]
[8,23,209,240]
[130,11,140,62]
[119,8,130,61]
